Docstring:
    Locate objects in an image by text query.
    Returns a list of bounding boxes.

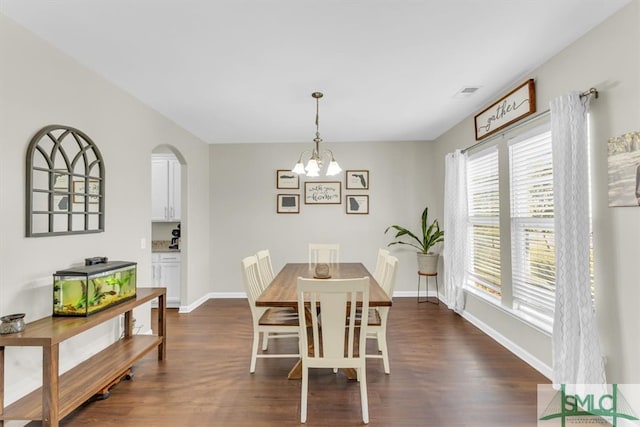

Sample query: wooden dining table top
[256,262,392,308]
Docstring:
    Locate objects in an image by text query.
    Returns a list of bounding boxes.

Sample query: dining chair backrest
[308,243,340,265]
[297,277,370,363]
[380,255,399,299]
[241,255,264,316]
[256,249,275,289]
[373,248,389,283]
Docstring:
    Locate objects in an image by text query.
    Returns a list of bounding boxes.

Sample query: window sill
[463,286,553,336]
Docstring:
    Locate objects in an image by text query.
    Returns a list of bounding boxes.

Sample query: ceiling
[0,0,630,144]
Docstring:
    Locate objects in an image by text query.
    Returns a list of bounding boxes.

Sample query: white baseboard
[393,290,438,298]
[461,310,553,380]
[177,292,246,313]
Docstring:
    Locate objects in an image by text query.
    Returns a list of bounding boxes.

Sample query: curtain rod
[461,87,598,154]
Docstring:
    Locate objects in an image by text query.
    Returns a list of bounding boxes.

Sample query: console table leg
[158,293,166,361]
[1,346,4,427]
[43,344,59,427]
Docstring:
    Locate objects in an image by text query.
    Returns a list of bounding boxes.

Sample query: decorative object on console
[291,92,342,177]
[0,313,26,335]
[385,206,444,274]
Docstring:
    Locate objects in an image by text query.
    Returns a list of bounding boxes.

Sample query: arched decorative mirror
[26,125,105,237]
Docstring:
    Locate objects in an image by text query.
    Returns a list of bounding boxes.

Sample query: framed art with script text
[474,79,536,141]
[304,181,341,204]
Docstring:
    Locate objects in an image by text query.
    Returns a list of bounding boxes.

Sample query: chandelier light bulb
[305,158,320,176]
[326,160,342,176]
[292,161,306,175]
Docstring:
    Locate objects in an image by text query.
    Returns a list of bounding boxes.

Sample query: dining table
[256,262,392,379]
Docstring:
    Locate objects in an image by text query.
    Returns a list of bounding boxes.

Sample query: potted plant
[385,206,444,274]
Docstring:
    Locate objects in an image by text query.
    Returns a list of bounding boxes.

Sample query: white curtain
[443,149,468,313]
[550,92,606,391]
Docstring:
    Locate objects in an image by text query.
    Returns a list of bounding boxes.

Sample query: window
[466,146,501,298]
[464,122,594,332]
[509,129,555,324]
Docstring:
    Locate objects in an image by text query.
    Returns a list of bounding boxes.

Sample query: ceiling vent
[454,86,480,98]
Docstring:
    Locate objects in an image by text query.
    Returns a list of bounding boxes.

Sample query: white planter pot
[417,253,439,274]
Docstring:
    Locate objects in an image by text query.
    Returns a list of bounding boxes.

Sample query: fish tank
[53,261,137,316]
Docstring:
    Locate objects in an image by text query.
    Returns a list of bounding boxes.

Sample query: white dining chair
[256,249,296,351]
[256,249,275,290]
[297,276,370,424]
[366,255,398,374]
[373,248,389,283]
[241,255,299,373]
[308,243,340,265]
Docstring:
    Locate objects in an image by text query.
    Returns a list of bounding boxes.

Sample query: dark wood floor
[42,298,549,426]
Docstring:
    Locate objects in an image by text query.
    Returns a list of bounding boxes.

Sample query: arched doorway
[151,146,185,308]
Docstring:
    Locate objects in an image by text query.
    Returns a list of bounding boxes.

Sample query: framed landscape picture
[277,194,300,213]
[607,131,640,207]
[346,170,369,189]
[304,181,341,204]
[346,195,369,214]
[276,170,299,189]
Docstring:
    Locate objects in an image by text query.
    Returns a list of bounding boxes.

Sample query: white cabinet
[152,155,181,222]
[152,252,181,308]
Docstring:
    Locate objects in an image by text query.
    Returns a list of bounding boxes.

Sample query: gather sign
[474,79,536,141]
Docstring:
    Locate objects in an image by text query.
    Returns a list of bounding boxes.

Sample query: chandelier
[292,92,342,177]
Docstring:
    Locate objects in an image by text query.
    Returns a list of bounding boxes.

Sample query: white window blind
[509,130,555,324]
[466,147,501,297]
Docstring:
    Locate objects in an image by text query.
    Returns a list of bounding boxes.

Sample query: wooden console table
[0,287,166,427]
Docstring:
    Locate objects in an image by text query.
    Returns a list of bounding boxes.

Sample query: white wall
[209,140,436,296]
[432,1,640,382]
[0,14,210,408]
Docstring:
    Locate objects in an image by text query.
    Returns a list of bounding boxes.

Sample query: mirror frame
[25,124,105,237]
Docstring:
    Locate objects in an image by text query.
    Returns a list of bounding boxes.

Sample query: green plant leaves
[385,206,444,253]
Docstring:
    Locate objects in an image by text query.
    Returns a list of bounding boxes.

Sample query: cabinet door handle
[164,207,168,219]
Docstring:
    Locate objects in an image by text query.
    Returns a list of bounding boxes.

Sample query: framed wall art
[53,170,69,190]
[346,170,369,189]
[474,79,536,141]
[73,179,100,204]
[346,195,369,214]
[276,169,299,189]
[304,181,341,204]
[607,131,640,207]
[277,194,300,213]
